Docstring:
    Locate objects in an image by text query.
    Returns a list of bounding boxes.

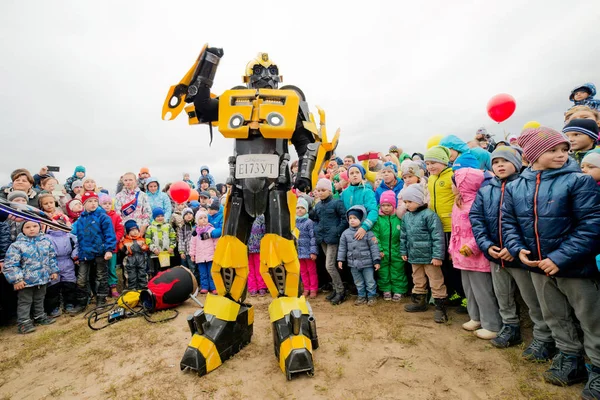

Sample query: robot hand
[294,177,312,193]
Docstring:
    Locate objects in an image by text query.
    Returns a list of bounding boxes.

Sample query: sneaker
[302,290,309,297]
[110,286,120,298]
[490,324,522,349]
[200,289,208,294]
[354,297,367,306]
[249,290,258,297]
[367,298,377,307]
[18,320,36,334]
[474,328,497,340]
[66,304,85,315]
[383,292,392,301]
[392,293,405,302]
[543,352,588,386]
[309,290,317,299]
[582,364,600,400]
[522,339,557,362]
[462,320,482,331]
[211,290,218,295]
[325,291,337,301]
[48,307,62,318]
[34,315,56,326]
[258,289,267,296]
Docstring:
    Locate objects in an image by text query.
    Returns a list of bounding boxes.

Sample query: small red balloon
[169,181,191,204]
[487,93,516,123]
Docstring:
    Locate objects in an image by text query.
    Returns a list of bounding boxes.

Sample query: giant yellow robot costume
[162,44,339,380]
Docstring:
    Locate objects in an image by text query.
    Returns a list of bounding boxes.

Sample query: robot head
[243,52,282,89]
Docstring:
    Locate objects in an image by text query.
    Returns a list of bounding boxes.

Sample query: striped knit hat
[562,118,599,141]
[517,127,570,164]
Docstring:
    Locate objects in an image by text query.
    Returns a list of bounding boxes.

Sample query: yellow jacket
[427,167,455,232]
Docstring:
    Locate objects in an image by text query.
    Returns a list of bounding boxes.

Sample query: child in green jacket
[372,190,407,301]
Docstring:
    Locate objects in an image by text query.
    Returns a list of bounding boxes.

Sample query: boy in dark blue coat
[72,192,117,308]
[502,127,600,398]
[470,146,554,358]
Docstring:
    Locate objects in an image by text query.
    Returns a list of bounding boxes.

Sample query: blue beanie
[74,165,86,174]
[152,207,165,219]
[189,200,200,208]
[124,219,139,234]
[348,164,366,179]
[452,152,480,171]
[382,161,398,174]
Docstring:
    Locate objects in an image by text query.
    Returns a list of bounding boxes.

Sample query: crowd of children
[1,84,600,398]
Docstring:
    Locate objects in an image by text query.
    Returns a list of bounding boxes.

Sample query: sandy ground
[0,293,583,400]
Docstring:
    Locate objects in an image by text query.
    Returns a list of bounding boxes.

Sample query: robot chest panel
[218,89,299,139]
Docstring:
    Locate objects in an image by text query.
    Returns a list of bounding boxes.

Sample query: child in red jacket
[100,194,124,297]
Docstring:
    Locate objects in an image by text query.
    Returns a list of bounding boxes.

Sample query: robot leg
[180,192,254,376]
[261,189,319,379]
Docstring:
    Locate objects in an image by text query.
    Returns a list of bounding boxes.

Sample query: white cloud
[1,0,598,190]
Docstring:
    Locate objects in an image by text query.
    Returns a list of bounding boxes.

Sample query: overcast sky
[1,1,599,190]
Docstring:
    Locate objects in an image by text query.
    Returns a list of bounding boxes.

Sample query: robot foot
[270,296,319,380]
[180,294,254,376]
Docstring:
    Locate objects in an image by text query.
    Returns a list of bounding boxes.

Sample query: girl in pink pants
[296,198,318,298]
[247,215,267,296]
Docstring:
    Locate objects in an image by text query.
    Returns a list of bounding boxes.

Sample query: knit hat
[208,197,220,211]
[316,178,332,191]
[491,146,523,172]
[189,200,200,208]
[199,190,210,198]
[21,220,41,233]
[562,118,599,142]
[7,190,28,202]
[452,152,480,171]
[348,164,366,179]
[424,146,450,165]
[182,207,194,218]
[400,184,425,206]
[152,207,165,219]
[582,150,600,168]
[100,189,109,195]
[339,171,349,181]
[98,194,112,204]
[71,180,83,190]
[74,165,86,174]
[400,160,424,178]
[382,162,398,174]
[297,197,309,211]
[67,199,82,211]
[124,219,139,234]
[195,210,207,222]
[379,190,397,208]
[139,167,150,175]
[347,208,364,221]
[389,145,399,154]
[517,127,570,164]
[81,191,98,205]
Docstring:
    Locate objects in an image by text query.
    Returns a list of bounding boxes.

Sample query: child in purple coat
[44,220,79,316]
[247,215,268,296]
[296,198,318,298]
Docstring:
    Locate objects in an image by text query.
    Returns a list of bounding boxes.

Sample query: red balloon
[487,93,516,123]
[169,181,191,204]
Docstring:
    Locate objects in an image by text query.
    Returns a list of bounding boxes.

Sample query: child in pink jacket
[449,167,501,341]
[189,210,217,294]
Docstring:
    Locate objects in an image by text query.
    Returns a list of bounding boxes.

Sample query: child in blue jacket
[72,192,117,308]
[569,82,600,111]
[296,198,318,298]
[502,127,600,398]
[470,146,555,359]
[3,221,59,334]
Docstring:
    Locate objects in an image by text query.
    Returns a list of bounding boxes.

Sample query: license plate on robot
[235,154,279,179]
